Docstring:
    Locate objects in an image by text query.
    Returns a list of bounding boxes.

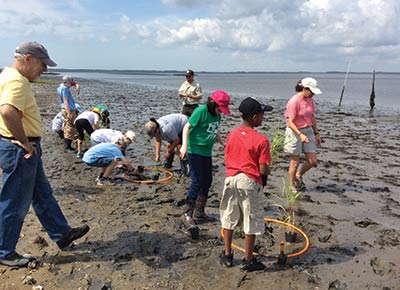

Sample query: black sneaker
[240,256,266,272]
[57,225,90,250]
[219,250,234,268]
[0,253,35,268]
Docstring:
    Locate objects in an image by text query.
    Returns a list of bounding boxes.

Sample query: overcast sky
[0,0,399,72]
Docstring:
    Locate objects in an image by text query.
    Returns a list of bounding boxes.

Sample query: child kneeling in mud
[219,97,273,272]
[82,140,134,186]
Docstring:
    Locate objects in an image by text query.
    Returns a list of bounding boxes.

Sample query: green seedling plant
[151,164,160,180]
[268,122,293,164]
[270,127,286,161]
[272,178,302,226]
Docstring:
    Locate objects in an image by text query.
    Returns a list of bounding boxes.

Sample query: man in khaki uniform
[178,69,202,116]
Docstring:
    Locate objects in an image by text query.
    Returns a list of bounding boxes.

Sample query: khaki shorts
[220,173,265,235]
[284,126,316,156]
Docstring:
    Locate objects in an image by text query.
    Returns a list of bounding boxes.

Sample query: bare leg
[103,159,118,178]
[244,234,256,262]
[288,155,300,189]
[77,139,83,153]
[297,152,317,178]
[223,228,233,255]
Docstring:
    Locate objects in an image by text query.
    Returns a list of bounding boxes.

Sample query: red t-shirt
[225,125,271,185]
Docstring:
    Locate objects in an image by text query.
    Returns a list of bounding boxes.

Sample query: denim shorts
[284,126,316,155]
[85,157,114,167]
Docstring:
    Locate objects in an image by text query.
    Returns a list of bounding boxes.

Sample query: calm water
[57,71,400,114]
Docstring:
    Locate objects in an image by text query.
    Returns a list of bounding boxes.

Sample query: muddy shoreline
[0,77,399,290]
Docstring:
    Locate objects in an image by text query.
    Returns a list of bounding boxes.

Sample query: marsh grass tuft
[271,178,302,225]
[270,128,286,161]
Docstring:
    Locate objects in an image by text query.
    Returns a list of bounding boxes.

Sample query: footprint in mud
[301,194,316,203]
[318,233,332,243]
[375,229,400,247]
[33,235,49,249]
[328,279,348,290]
[370,257,395,276]
[354,219,378,228]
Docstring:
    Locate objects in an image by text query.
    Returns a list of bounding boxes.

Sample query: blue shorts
[85,157,115,167]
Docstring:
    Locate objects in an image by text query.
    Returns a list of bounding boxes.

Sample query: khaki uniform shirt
[179,80,202,106]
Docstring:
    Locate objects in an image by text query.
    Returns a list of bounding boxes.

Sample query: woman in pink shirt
[284,78,322,192]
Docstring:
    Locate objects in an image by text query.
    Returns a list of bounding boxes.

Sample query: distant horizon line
[1,67,398,75]
[45,68,400,75]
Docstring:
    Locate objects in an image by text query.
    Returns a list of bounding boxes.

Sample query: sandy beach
[0,77,399,290]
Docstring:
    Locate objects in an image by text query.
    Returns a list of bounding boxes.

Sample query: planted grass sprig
[271,178,302,225]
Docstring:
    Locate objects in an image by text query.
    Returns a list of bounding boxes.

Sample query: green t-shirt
[188,104,221,156]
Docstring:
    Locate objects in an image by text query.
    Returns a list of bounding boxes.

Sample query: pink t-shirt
[284,94,315,128]
[225,126,271,185]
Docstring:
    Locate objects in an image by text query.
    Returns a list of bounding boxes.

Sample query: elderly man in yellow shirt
[0,41,89,268]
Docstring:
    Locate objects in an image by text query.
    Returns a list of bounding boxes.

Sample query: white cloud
[300,0,400,48]
[114,15,152,39]
[161,0,213,7]
[172,1,399,57]
[0,0,93,39]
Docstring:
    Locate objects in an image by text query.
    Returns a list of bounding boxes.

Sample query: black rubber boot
[64,139,74,151]
[183,196,199,239]
[183,196,197,226]
[164,152,175,169]
[194,194,216,222]
[180,157,190,177]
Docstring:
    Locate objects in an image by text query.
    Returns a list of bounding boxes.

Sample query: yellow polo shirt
[0,67,42,137]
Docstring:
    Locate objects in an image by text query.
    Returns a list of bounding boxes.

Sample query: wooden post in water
[369,70,376,111]
[338,62,351,107]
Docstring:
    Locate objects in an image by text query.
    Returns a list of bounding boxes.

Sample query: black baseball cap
[185,69,194,77]
[238,97,273,116]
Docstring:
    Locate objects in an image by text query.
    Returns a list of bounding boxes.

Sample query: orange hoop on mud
[220,217,310,259]
[122,167,173,184]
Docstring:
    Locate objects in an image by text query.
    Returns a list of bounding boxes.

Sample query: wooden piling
[370,70,376,111]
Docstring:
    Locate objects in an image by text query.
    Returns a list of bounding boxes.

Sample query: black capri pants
[75,119,94,141]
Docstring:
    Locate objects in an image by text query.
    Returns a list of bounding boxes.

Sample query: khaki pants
[181,104,198,117]
[61,109,77,140]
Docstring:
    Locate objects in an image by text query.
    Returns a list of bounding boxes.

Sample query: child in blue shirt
[83,141,134,186]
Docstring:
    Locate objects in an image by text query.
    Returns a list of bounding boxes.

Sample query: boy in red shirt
[219,97,272,272]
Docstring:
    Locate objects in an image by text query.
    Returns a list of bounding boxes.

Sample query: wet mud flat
[0,78,399,290]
